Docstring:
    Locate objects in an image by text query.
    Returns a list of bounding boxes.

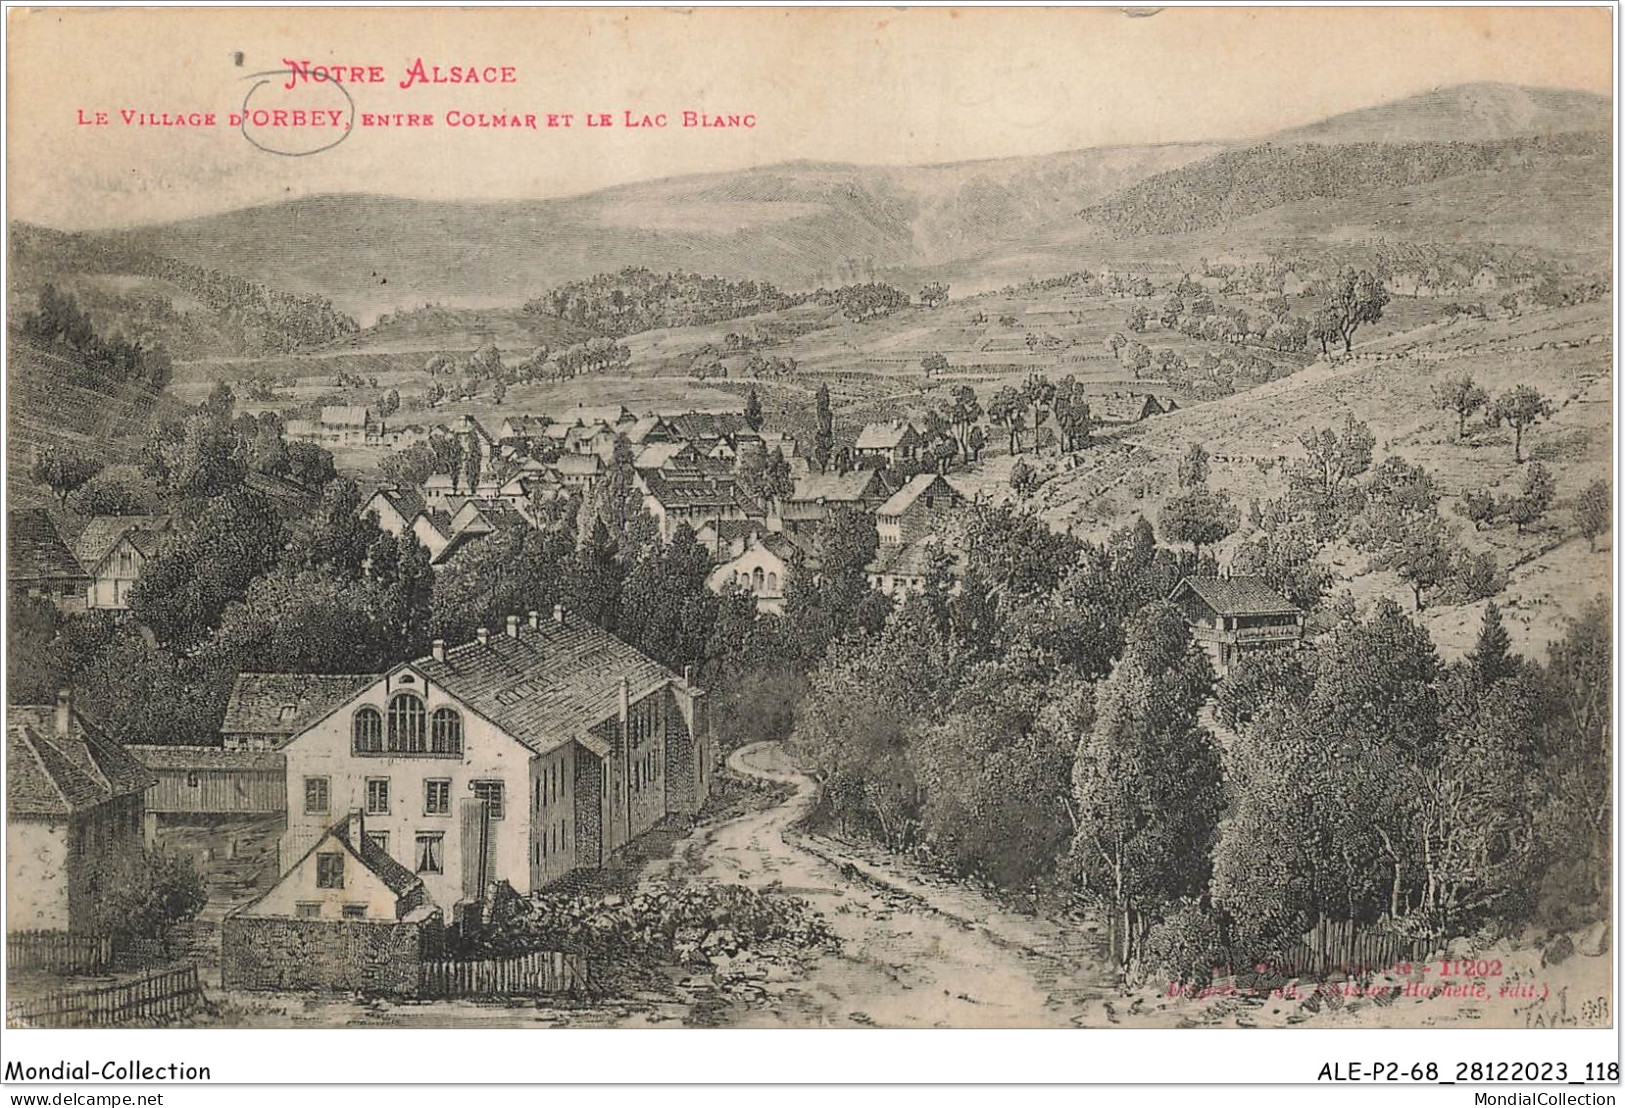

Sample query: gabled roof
[9,509,89,583]
[855,421,920,450]
[633,442,690,470]
[321,405,373,427]
[667,411,746,440]
[787,470,887,505]
[364,486,427,523]
[73,515,171,574]
[221,673,380,738]
[1171,575,1302,618]
[877,474,966,518]
[446,414,494,442]
[346,814,424,898]
[548,404,633,428]
[1097,392,1166,422]
[8,706,156,819]
[407,615,678,757]
[643,470,742,510]
[697,518,767,546]
[552,454,604,477]
[624,415,675,444]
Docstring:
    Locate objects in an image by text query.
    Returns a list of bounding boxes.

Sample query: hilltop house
[854,421,923,468]
[277,606,712,912]
[1169,575,1304,676]
[73,515,171,611]
[7,693,155,933]
[876,474,968,547]
[10,508,90,613]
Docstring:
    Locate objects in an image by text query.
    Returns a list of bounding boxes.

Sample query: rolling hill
[1267,82,1612,145]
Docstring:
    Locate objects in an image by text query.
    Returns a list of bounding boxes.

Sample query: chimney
[55,689,72,735]
[476,627,490,646]
[431,639,446,662]
[506,615,520,639]
[553,603,565,626]
[619,676,631,719]
[528,609,540,630]
[683,664,696,689]
[348,808,365,846]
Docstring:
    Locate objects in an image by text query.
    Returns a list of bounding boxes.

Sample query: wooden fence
[7,931,114,975]
[419,951,588,999]
[6,964,202,1028]
[1273,918,1439,979]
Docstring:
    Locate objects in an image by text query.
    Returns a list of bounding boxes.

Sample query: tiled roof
[409,615,677,758]
[787,470,886,504]
[321,405,373,427]
[126,745,285,772]
[547,405,631,428]
[633,442,689,470]
[73,515,170,574]
[643,471,742,510]
[855,422,919,450]
[9,508,90,583]
[1173,575,1302,617]
[877,474,965,518]
[667,411,746,440]
[552,455,604,477]
[8,706,156,818]
[366,486,427,523]
[344,814,424,898]
[221,673,380,738]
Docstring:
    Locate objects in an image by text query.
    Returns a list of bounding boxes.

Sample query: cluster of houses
[347,404,984,614]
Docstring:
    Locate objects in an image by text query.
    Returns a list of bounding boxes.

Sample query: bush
[1142,900,1231,988]
[86,849,208,943]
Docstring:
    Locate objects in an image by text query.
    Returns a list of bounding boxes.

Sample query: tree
[1309,307,1341,357]
[68,464,162,516]
[286,441,336,490]
[378,388,401,418]
[1231,520,1331,612]
[128,489,282,647]
[379,442,438,490]
[1009,459,1039,498]
[813,384,834,473]
[1125,305,1149,333]
[1489,384,1555,463]
[1367,509,1457,612]
[491,379,507,405]
[1159,294,1184,329]
[31,451,103,509]
[1289,414,1375,523]
[1434,372,1489,440]
[1177,443,1210,490]
[918,282,950,309]
[1506,461,1556,535]
[920,353,949,379]
[1070,603,1222,975]
[1122,341,1152,379]
[987,386,1025,454]
[744,386,764,431]
[1468,601,1517,686]
[947,385,983,453]
[1574,479,1610,552]
[966,425,987,463]
[1322,267,1390,355]
[84,849,207,946]
[1159,488,1238,557]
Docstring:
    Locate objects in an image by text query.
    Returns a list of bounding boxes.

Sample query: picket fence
[7,964,202,1028]
[419,951,589,998]
[1273,918,1439,979]
[7,931,114,975]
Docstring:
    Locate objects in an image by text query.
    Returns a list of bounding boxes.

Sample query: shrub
[86,849,208,943]
[1143,900,1231,988]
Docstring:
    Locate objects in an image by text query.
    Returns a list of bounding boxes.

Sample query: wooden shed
[125,745,287,820]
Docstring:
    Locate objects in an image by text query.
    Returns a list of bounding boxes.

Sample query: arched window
[430,708,462,755]
[353,707,383,753]
[388,694,426,753]
[765,571,779,594]
[751,567,765,591]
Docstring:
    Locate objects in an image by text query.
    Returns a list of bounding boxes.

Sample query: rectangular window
[366,777,390,815]
[296,902,322,919]
[415,832,444,874]
[365,830,389,855]
[472,780,505,821]
[304,776,330,815]
[316,852,345,889]
[424,778,450,816]
[341,904,368,920]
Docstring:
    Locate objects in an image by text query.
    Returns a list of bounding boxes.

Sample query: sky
[5,5,1614,230]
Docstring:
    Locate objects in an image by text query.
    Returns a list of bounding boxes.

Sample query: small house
[1169,575,1304,676]
[7,693,155,933]
[73,514,171,611]
[320,406,380,447]
[704,534,805,615]
[854,421,923,467]
[9,508,90,613]
[875,474,968,547]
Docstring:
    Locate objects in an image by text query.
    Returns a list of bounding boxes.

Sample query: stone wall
[220,910,443,996]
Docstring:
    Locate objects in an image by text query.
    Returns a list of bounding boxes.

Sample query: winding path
[649,740,1118,1027]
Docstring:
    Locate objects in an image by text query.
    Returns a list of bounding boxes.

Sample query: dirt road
[642,740,1118,1028]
